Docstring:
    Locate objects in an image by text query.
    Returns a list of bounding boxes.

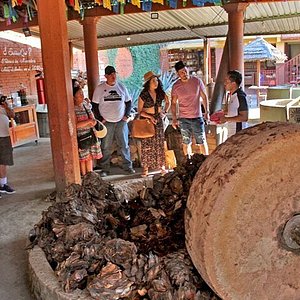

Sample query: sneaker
[99,171,108,177]
[126,168,136,175]
[0,184,16,194]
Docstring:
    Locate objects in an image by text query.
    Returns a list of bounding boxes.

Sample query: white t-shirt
[0,106,9,137]
[92,81,131,122]
[226,92,240,117]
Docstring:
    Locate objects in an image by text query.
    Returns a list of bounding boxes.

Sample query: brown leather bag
[131,118,155,138]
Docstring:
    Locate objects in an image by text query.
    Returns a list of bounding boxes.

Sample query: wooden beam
[0,18,38,31]
[81,17,100,99]
[224,2,249,73]
[37,0,81,191]
[69,10,300,41]
[0,0,298,33]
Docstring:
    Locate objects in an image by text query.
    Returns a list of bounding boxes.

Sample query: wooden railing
[260,70,276,86]
[276,54,300,86]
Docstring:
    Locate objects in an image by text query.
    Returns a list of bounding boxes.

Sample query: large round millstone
[185,122,300,300]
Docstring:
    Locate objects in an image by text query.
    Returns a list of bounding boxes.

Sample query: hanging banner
[2,0,223,21]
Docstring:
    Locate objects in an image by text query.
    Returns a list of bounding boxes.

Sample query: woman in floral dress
[137,71,170,177]
[73,82,102,175]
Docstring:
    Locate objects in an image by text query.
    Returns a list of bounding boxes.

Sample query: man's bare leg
[0,165,6,178]
[182,143,193,158]
[195,142,209,156]
[201,141,209,155]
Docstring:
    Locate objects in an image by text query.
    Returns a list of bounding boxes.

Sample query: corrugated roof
[244,37,288,62]
[26,1,300,50]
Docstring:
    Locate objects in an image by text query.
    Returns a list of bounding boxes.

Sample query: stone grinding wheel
[185,122,300,300]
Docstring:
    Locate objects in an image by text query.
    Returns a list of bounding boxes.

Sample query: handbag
[94,120,107,139]
[77,129,97,150]
[131,100,162,139]
[77,105,98,149]
[131,118,155,139]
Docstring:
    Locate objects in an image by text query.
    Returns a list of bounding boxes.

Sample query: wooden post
[203,38,211,85]
[224,3,249,76]
[81,17,100,99]
[37,0,81,191]
[256,60,261,86]
[69,42,74,70]
[210,38,229,113]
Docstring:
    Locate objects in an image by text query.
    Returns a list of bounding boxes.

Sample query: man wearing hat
[92,65,135,177]
[171,61,209,157]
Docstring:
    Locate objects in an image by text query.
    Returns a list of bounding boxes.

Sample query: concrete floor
[0,138,146,300]
[0,139,55,300]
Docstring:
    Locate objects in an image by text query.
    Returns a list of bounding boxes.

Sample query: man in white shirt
[220,70,248,134]
[0,95,16,196]
[92,66,135,177]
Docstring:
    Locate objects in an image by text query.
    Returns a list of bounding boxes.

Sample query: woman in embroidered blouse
[137,71,170,177]
[73,81,102,175]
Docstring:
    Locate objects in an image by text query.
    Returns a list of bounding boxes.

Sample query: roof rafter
[68,11,300,41]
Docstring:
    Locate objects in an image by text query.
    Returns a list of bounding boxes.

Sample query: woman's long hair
[72,79,81,96]
[143,77,165,99]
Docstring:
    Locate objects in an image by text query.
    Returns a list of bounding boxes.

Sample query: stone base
[28,247,91,300]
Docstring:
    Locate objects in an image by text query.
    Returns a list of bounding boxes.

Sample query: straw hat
[95,120,107,139]
[143,71,160,83]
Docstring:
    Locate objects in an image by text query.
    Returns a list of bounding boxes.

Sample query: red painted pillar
[224,3,248,75]
[37,0,81,191]
[81,17,100,99]
[69,42,74,70]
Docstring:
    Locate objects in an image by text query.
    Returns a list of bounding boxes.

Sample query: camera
[0,95,7,104]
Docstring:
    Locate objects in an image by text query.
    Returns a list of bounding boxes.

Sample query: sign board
[0,46,42,72]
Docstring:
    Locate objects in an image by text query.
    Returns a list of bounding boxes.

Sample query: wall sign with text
[0,46,43,73]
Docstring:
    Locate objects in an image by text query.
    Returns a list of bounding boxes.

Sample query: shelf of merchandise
[168,49,202,73]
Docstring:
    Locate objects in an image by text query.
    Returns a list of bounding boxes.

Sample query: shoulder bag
[131,101,160,139]
[77,129,97,150]
[131,118,155,138]
[77,105,97,149]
